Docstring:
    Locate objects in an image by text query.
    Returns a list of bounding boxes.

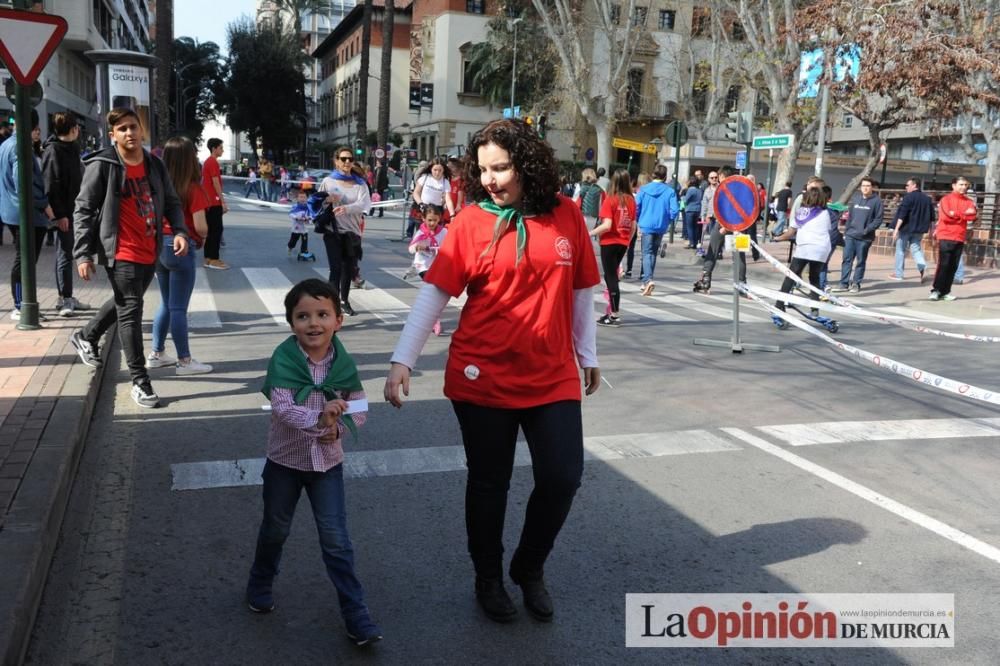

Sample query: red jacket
[936,192,977,243]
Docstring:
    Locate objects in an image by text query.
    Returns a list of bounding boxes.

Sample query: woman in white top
[318,146,372,316]
[773,181,833,317]
[412,157,456,218]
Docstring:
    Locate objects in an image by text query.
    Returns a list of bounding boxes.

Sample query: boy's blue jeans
[249,459,369,622]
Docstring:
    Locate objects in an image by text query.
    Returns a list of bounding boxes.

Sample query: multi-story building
[312,0,412,165]
[0,0,153,146]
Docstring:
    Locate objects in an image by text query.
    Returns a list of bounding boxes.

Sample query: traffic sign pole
[14,76,39,329]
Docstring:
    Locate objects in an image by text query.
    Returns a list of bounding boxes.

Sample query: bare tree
[729,0,820,190]
[529,0,646,170]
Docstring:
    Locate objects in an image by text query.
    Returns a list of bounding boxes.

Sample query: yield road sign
[751,134,794,150]
[713,175,760,232]
[0,9,68,86]
[612,137,659,155]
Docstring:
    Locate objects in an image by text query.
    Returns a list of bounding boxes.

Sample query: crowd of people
[0,110,987,650]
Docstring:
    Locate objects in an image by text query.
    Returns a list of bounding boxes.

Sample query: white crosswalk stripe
[187,267,222,328]
[241,267,293,326]
[171,265,799,330]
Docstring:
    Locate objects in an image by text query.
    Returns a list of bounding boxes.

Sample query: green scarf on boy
[261,335,362,438]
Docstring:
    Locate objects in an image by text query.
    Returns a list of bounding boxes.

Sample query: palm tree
[154,0,173,145]
[171,37,223,139]
[271,0,330,35]
[377,0,395,150]
[356,0,374,153]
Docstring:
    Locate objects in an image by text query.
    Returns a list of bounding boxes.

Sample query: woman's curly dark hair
[462,119,560,214]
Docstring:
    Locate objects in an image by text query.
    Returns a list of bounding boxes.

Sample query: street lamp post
[509,16,523,117]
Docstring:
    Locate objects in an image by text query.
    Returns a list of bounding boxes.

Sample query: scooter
[296,251,316,262]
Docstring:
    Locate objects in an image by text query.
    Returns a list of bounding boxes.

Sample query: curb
[0,326,116,666]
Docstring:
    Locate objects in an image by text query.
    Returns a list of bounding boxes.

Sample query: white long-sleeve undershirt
[389,283,599,370]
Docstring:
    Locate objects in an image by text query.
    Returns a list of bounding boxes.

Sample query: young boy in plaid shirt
[246,278,382,647]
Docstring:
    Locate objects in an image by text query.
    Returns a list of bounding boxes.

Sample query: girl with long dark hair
[589,169,635,326]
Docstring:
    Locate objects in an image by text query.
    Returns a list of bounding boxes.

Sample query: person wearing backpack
[575,168,603,228]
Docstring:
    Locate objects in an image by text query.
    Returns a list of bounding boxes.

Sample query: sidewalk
[0,241,114,666]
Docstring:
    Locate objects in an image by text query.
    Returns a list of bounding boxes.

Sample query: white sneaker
[58,297,76,317]
[175,358,213,375]
[146,351,177,368]
[10,308,20,321]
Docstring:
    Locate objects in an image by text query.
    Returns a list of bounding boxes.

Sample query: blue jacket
[0,132,49,227]
[635,181,679,234]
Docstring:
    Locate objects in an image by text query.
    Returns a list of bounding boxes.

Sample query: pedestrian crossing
[173,262,815,331]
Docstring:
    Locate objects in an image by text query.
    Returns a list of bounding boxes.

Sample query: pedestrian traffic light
[354,139,364,157]
[537,113,547,139]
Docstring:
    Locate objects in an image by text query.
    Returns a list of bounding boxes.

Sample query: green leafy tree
[269,0,330,34]
[465,2,558,112]
[171,37,224,144]
[216,17,309,162]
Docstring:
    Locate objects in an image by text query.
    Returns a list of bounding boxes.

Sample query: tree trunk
[356,0,374,152]
[984,129,1000,193]
[836,127,881,203]
[377,0,394,149]
[154,0,173,144]
[594,118,612,173]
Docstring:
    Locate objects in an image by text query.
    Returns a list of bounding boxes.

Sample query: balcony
[618,96,675,122]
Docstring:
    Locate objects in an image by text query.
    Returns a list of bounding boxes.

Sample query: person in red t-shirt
[72,108,188,409]
[447,156,465,217]
[384,119,600,624]
[930,176,977,301]
[589,169,635,326]
[149,135,213,375]
[201,138,230,270]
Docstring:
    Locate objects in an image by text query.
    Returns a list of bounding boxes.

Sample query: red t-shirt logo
[555,236,572,261]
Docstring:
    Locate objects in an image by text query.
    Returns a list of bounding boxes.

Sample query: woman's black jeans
[452,399,584,580]
[322,232,360,304]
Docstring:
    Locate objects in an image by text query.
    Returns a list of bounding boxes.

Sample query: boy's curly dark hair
[462,119,560,214]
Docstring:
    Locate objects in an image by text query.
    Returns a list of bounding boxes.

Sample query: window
[462,60,481,95]
[842,113,853,128]
[754,91,771,118]
[658,10,676,30]
[626,68,644,116]
[724,85,741,113]
[692,7,711,37]
[466,0,484,14]
[610,4,620,25]
[632,6,648,27]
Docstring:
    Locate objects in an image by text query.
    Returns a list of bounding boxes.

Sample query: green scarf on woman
[478,199,527,265]
[261,335,362,438]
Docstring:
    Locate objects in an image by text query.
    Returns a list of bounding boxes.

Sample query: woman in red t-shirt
[384,119,601,624]
[148,136,212,375]
[589,169,635,326]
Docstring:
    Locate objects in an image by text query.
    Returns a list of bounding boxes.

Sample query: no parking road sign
[713,175,760,232]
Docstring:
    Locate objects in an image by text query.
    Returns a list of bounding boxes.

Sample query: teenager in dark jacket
[831,177,883,293]
[71,108,188,409]
[889,178,933,281]
[42,112,86,316]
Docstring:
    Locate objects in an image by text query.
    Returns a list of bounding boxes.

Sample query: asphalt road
[25,200,1000,664]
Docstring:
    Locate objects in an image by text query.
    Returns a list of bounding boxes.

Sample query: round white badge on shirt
[464,365,480,380]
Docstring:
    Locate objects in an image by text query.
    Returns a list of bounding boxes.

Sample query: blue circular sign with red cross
[713,175,760,232]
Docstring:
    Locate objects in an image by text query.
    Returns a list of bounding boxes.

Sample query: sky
[175,0,257,54]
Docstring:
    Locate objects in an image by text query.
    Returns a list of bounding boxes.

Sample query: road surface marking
[312,267,410,323]
[600,293,694,322]
[241,267,292,325]
[723,427,1000,566]
[187,267,223,328]
[170,429,740,491]
[378,267,467,307]
[759,417,1000,446]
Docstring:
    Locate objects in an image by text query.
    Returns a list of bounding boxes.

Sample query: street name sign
[612,137,659,155]
[751,134,794,150]
[0,9,67,86]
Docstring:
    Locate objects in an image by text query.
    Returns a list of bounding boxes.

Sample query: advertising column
[84,50,157,147]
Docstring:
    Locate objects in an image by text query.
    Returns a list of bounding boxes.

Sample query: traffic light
[537,113,547,139]
[726,111,752,144]
[354,139,364,157]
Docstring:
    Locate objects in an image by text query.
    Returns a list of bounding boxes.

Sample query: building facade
[1,0,153,147]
